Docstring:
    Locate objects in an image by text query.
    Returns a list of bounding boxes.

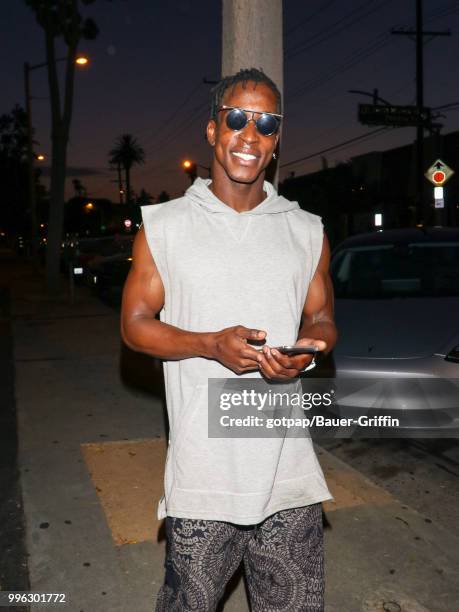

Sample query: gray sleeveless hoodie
[141,177,332,524]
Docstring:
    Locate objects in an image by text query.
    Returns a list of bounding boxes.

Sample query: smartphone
[275,345,319,356]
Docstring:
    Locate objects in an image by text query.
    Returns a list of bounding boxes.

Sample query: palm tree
[109,134,145,204]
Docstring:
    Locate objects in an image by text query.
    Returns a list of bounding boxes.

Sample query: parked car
[326,227,459,432]
[86,246,133,303]
[61,234,133,285]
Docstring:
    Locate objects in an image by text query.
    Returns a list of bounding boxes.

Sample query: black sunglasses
[218,105,282,136]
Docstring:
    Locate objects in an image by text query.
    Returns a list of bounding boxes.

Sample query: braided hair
[209,68,282,122]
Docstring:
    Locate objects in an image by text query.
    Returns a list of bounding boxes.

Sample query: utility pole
[222,0,283,186]
[392,0,450,225]
[24,62,39,263]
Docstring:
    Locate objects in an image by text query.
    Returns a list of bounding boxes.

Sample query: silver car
[326,227,459,433]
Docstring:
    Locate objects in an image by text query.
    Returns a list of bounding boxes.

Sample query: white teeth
[232,152,257,161]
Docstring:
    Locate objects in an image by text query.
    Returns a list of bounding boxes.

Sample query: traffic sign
[358,104,431,127]
[425,159,454,185]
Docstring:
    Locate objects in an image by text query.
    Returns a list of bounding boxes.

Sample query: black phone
[275,345,318,356]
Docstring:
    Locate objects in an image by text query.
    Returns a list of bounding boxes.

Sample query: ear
[206,119,217,146]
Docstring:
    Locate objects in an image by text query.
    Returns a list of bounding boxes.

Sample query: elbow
[120,315,140,352]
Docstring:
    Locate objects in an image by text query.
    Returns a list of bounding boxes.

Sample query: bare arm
[297,232,338,355]
[259,233,338,379]
[120,227,265,373]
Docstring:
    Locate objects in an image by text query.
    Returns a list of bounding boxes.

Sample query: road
[319,438,459,536]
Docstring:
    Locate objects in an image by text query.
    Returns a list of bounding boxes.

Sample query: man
[121,68,337,612]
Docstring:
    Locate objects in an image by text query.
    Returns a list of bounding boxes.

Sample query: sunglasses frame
[218,105,283,136]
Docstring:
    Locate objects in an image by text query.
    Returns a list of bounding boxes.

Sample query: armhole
[309,215,324,284]
[140,205,168,292]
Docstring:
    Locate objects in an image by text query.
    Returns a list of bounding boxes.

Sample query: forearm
[297,319,338,355]
[121,315,215,360]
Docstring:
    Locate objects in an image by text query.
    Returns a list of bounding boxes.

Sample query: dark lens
[226,108,248,131]
[256,113,279,136]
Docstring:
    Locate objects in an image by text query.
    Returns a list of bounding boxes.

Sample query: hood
[334,297,459,359]
[185,177,299,215]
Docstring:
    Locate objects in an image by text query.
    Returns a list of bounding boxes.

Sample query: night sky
[2,0,459,202]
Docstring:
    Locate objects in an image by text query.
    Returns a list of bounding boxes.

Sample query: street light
[24,54,89,261]
[181,159,210,183]
[36,154,45,161]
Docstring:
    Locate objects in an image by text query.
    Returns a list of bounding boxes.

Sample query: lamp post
[24,55,89,262]
[182,159,211,183]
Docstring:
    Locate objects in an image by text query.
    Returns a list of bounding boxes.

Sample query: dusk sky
[2,0,459,202]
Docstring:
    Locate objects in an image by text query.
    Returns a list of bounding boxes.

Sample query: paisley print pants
[155,503,324,612]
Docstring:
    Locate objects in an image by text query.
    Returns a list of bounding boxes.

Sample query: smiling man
[121,68,337,612]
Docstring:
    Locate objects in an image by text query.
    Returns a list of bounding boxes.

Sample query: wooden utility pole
[222,0,283,185]
[392,0,450,224]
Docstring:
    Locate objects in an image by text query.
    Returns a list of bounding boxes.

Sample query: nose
[239,117,259,144]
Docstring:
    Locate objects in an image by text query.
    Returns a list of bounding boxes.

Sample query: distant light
[416,224,424,228]
[374,213,382,227]
[85,202,94,211]
[127,257,133,261]
[36,154,45,161]
[119,189,124,194]
[73,267,84,275]
[0,232,5,237]
[434,186,444,199]
[182,160,192,169]
[76,56,89,66]
[124,219,132,229]
[40,223,45,228]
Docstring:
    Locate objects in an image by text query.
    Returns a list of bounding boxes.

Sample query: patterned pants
[155,503,324,612]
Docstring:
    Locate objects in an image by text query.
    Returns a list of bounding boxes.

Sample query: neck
[209,161,267,212]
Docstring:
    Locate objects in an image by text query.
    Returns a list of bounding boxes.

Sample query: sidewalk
[8,261,459,612]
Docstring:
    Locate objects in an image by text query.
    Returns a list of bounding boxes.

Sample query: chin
[225,163,264,185]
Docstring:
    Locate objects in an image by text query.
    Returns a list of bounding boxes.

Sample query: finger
[258,355,277,380]
[297,338,327,352]
[238,359,261,372]
[263,347,294,378]
[270,348,299,370]
[241,347,264,362]
[287,354,315,369]
[236,326,267,341]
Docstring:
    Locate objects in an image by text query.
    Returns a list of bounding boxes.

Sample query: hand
[258,338,327,381]
[211,325,265,375]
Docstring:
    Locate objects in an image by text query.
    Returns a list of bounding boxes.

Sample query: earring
[272,152,277,160]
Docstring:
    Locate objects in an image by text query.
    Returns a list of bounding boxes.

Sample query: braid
[210,68,282,121]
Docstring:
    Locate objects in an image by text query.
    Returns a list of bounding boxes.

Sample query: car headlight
[445,346,459,363]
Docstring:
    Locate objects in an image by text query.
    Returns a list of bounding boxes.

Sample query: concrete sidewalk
[8,262,459,612]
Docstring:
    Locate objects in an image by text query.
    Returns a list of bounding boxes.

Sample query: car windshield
[331,241,459,298]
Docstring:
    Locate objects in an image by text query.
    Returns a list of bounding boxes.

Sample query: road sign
[425,159,454,185]
[358,104,431,127]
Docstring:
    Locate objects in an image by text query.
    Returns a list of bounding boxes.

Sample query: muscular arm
[297,233,338,356]
[120,227,264,372]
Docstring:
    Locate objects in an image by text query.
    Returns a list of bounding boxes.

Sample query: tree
[0,104,44,235]
[158,190,170,203]
[136,188,153,206]
[25,0,99,293]
[109,134,145,205]
[72,178,86,197]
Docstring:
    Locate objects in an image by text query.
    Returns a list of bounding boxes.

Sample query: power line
[286,0,392,60]
[289,33,390,100]
[144,100,209,159]
[138,82,204,150]
[285,0,337,38]
[280,127,390,169]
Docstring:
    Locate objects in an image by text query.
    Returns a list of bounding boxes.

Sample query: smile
[232,151,258,161]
